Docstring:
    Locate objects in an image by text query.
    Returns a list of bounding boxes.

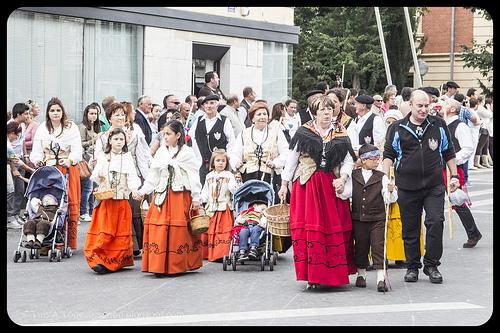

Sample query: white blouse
[30,121,82,165]
[91,151,141,191]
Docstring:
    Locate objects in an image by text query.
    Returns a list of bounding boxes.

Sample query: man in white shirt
[354,95,386,148]
[219,94,245,138]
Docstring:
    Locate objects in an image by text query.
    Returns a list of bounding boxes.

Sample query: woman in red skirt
[200,148,239,262]
[278,95,356,289]
[133,120,203,276]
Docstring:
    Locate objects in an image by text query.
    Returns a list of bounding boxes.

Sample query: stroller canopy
[24,166,67,201]
[233,180,275,215]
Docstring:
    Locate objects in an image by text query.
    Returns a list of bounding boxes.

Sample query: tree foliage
[460,8,493,97]
[292,7,422,107]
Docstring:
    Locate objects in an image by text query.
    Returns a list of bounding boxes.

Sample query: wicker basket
[94,188,114,201]
[264,203,291,237]
[189,208,210,235]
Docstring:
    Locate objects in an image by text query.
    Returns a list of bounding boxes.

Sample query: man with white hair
[441,98,482,248]
[371,94,384,117]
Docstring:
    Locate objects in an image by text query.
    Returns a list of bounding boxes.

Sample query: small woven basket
[264,202,291,237]
[189,208,210,235]
[94,188,114,201]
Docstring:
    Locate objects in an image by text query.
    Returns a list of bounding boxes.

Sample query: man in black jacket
[134,95,153,145]
[197,71,226,102]
[383,90,460,285]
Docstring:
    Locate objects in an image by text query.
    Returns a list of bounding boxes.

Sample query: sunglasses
[375,99,383,102]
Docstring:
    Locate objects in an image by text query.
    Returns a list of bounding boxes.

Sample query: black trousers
[398,184,445,269]
[454,205,481,240]
[352,218,385,270]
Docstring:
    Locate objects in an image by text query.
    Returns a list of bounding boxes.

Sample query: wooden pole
[341,64,345,88]
[442,104,454,239]
[403,7,422,87]
[383,166,394,292]
[374,7,392,85]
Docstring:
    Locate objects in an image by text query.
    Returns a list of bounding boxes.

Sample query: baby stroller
[222,180,278,271]
[13,166,73,263]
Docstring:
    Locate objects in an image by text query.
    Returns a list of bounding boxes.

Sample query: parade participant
[23,194,59,249]
[278,95,356,289]
[188,94,235,186]
[230,101,289,198]
[298,90,322,125]
[94,102,151,257]
[383,90,459,284]
[354,94,386,149]
[134,120,203,276]
[234,201,268,261]
[84,128,140,274]
[197,71,226,101]
[78,103,100,223]
[337,144,397,292]
[30,97,83,250]
[200,149,239,262]
[441,98,482,248]
[326,88,359,151]
[282,99,301,142]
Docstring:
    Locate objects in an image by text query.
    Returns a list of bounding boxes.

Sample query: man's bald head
[410,89,430,104]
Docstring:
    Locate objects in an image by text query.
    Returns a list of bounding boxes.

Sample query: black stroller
[222,180,278,271]
[13,166,73,263]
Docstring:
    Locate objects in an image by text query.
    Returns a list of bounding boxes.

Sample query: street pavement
[6,168,493,326]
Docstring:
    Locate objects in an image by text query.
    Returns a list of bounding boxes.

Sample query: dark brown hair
[82,103,101,133]
[209,148,230,171]
[104,127,128,154]
[45,97,69,136]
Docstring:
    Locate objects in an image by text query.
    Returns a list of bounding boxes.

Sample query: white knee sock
[376,269,385,283]
[26,234,35,242]
[357,268,366,278]
[36,234,45,243]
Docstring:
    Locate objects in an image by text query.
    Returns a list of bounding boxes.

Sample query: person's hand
[132,191,143,201]
[353,158,362,169]
[449,177,460,192]
[387,183,395,193]
[12,168,21,178]
[235,161,243,170]
[59,158,71,168]
[191,200,200,211]
[333,177,346,193]
[265,160,275,169]
[278,184,288,202]
[35,160,45,168]
[9,156,20,165]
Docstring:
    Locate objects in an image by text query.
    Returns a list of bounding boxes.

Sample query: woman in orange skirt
[200,149,239,262]
[134,120,203,276]
[84,128,140,274]
[30,97,83,250]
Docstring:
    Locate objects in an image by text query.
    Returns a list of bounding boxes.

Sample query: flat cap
[355,94,374,105]
[202,94,219,104]
[446,81,460,89]
[305,90,324,99]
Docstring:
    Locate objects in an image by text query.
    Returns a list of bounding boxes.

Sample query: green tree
[292,7,422,107]
[460,8,493,97]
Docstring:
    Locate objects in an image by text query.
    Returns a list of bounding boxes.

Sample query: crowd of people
[6,71,493,292]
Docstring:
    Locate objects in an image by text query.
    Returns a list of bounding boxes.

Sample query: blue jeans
[463,161,469,183]
[79,177,94,215]
[239,224,264,250]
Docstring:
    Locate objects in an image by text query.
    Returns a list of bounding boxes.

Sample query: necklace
[251,125,268,161]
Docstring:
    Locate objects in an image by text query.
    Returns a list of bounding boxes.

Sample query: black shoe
[133,250,142,258]
[423,266,443,284]
[355,276,367,288]
[32,240,42,249]
[404,268,419,282]
[92,264,110,274]
[25,240,34,249]
[248,247,258,260]
[377,280,389,292]
[463,233,482,248]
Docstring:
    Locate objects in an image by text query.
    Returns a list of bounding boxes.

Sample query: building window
[262,41,293,106]
[7,10,143,122]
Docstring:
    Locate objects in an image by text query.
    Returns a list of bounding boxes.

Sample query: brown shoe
[463,233,482,248]
[355,276,367,288]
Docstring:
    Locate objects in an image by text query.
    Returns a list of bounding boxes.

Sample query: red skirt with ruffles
[290,170,356,286]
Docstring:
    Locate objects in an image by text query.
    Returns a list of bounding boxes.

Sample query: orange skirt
[141,190,203,274]
[57,165,80,250]
[206,207,234,262]
[84,199,134,271]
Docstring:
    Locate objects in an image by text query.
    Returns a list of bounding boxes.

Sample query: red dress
[288,122,356,286]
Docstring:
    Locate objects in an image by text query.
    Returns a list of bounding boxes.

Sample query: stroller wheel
[269,256,274,271]
[222,256,227,271]
[231,253,237,271]
[260,255,265,271]
[48,250,54,262]
[13,251,21,263]
[21,251,27,263]
[273,251,278,265]
[29,249,35,260]
[65,247,73,258]
[56,250,62,262]
[35,249,40,259]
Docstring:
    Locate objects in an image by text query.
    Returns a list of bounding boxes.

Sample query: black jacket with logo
[383,113,456,191]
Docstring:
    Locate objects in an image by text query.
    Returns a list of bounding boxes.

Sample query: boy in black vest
[338,143,397,292]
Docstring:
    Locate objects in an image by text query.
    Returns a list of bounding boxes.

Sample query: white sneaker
[15,215,26,225]
[79,214,92,222]
[7,217,22,229]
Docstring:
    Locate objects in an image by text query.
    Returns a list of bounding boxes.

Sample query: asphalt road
[6,168,493,326]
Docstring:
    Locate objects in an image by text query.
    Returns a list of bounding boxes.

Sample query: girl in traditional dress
[200,149,239,262]
[30,97,83,250]
[134,120,203,277]
[84,128,140,274]
[278,95,357,289]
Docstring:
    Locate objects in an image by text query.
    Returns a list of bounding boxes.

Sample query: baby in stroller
[234,200,268,260]
[23,194,59,249]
